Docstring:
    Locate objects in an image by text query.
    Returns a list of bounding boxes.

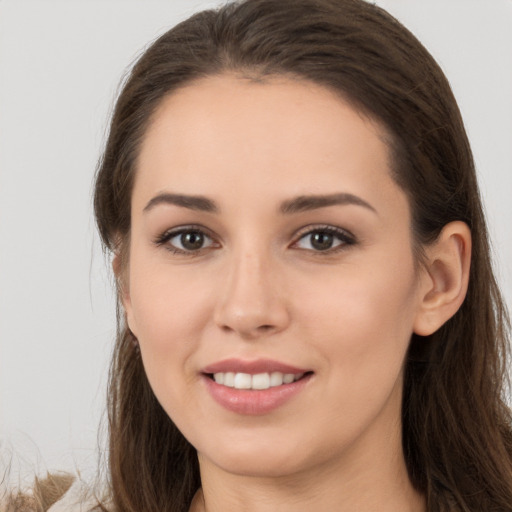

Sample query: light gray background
[1,0,511,483]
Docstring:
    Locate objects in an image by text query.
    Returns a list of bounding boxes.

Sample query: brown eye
[168,230,213,252]
[294,227,355,252]
[180,231,205,250]
[310,232,335,251]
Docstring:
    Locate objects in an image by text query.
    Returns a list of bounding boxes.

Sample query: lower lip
[202,373,312,415]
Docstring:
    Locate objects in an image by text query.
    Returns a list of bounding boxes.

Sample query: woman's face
[123,75,429,478]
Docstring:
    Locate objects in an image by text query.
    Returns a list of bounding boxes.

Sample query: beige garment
[0,475,103,511]
[47,479,99,512]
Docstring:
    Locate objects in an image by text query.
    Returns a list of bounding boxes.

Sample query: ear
[413,221,471,336]
[112,251,135,334]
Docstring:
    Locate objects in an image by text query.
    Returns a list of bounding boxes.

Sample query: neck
[190,428,425,512]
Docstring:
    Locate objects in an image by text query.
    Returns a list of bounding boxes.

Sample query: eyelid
[153,224,220,253]
[291,224,357,251]
[153,223,356,255]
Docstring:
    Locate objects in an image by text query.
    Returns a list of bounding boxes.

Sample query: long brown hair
[93,1,512,510]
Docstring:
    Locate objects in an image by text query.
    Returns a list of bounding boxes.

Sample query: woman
[93,0,512,510]
[5,0,511,510]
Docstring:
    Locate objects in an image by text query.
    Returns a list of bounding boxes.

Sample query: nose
[213,250,290,339]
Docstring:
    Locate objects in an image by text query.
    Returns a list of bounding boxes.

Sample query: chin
[202,449,306,479]
[195,428,335,480]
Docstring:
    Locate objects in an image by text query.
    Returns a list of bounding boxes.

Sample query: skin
[121,74,470,511]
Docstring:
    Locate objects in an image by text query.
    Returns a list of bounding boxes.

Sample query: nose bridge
[214,241,289,337]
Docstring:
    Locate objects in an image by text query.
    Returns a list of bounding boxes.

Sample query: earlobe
[413,221,471,336]
[112,252,122,280]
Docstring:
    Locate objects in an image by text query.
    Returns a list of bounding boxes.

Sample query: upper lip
[202,358,310,375]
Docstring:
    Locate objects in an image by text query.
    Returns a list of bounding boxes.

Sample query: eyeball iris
[310,231,334,250]
[180,231,204,250]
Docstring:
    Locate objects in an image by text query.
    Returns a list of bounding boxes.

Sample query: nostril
[219,323,276,338]
[257,324,275,332]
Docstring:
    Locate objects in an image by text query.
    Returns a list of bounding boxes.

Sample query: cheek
[126,256,216,400]
[297,252,420,384]
[286,260,419,454]
[128,247,214,338]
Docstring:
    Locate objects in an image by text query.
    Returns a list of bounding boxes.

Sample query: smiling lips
[202,358,313,415]
[212,371,304,390]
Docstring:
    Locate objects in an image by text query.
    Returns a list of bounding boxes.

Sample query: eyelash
[153,225,217,256]
[153,224,357,256]
[292,225,356,253]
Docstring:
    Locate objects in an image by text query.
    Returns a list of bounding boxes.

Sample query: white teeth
[283,373,295,384]
[270,372,284,387]
[224,372,235,387]
[234,373,252,389]
[252,373,270,390]
[212,371,304,390]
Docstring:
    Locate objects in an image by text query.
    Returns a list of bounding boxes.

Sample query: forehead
[134,74,402,215]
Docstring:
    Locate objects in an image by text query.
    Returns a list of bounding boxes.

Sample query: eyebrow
[143,191,377,216]
[143,193,219,213]
[280,193,377,215]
